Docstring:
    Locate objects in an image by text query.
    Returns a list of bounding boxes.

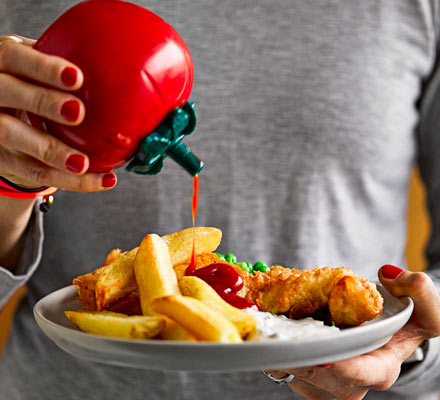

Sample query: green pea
[253,261,270,273]
[215,252,226,260]
[260,265,270,273]
[237,262,251,273]
[253,261,266,269]
[246,262,254,270]
[246,262,255,274]
[225,253,237,263]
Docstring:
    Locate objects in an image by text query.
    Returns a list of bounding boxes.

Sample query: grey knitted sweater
[1,1,440,399]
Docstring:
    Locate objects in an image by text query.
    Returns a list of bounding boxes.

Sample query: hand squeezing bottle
[29,0,203,177]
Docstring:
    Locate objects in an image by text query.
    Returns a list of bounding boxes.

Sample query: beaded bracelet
[0,176,57,212]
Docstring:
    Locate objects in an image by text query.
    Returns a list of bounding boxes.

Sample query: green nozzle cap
[126,102,203,176]
[166,142,204,176]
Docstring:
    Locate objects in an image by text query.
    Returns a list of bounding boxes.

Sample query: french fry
[158,317,197,341]
[179,276,256,339]
[134,234,180,316]
[64,310,164,339]
[151,295,242,343]
[90,227,222,310]
[162,227,222,266]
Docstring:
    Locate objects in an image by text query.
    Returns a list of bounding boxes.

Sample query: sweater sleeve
[0,200,44,309]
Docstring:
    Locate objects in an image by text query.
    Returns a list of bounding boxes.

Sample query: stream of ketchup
[184,175,255,309]
[186,174,199,274]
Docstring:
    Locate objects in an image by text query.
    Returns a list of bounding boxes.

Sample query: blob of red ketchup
[189,264,244,292]
[185,262,257,309]
[209,283,257,309]
[30,0,193,172]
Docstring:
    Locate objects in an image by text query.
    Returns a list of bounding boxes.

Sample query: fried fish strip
[240,266,383,326]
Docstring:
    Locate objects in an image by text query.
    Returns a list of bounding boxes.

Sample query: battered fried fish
[239,265,383,326]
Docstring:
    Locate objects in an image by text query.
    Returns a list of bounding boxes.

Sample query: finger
[2,35,36,47]
[0,112,88,174]
[0,73,84,125]
[0,149,117,192]
[281,353,397,398]
[288,378,338,400]
[0,39,83,90]
[330,349,401,392]
[379,266,440,336]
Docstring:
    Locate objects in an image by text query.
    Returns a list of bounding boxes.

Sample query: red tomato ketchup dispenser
[29,0,203,176]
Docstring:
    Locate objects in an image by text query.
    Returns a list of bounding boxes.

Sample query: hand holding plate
[268,266,440,400]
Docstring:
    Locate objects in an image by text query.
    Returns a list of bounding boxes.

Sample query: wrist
[0,177,57,211]
[0,196,37,270]
[0,176,56,197]
[0,176,44,190]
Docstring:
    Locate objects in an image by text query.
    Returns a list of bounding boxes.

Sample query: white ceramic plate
[34,285,413,371]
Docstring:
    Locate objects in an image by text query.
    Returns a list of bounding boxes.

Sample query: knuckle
[76,175,98,192]
[0,114,10,140]
[40,138,59,165]
[374,380,394,391]
[31,89,48,115]
[0,147,9,166]
[0,114,17,147]
[0,42,15,68]
[371,360,400,391]
[0,126,8,146]
[373,373,398,391]
[28,166,49,186]
[33,56,56,82]
[335,366,375,389]
[341,374,369,388]
[408,272,432,293]
[76,177,86,192]
[0,71,13,96]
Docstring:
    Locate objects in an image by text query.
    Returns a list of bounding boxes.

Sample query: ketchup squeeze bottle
[29,0,203,178]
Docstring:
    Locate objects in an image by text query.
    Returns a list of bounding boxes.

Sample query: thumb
[379,265,440,337]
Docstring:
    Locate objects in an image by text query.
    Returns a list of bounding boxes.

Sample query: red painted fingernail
[102,173,116,188]
[381,264,403,279]
[317,363,333,369]
[61,100,80,121]
[61,67,77,87]
[65,154,86,173]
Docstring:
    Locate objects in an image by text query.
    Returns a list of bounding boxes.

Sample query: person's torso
[1,1,437,399]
